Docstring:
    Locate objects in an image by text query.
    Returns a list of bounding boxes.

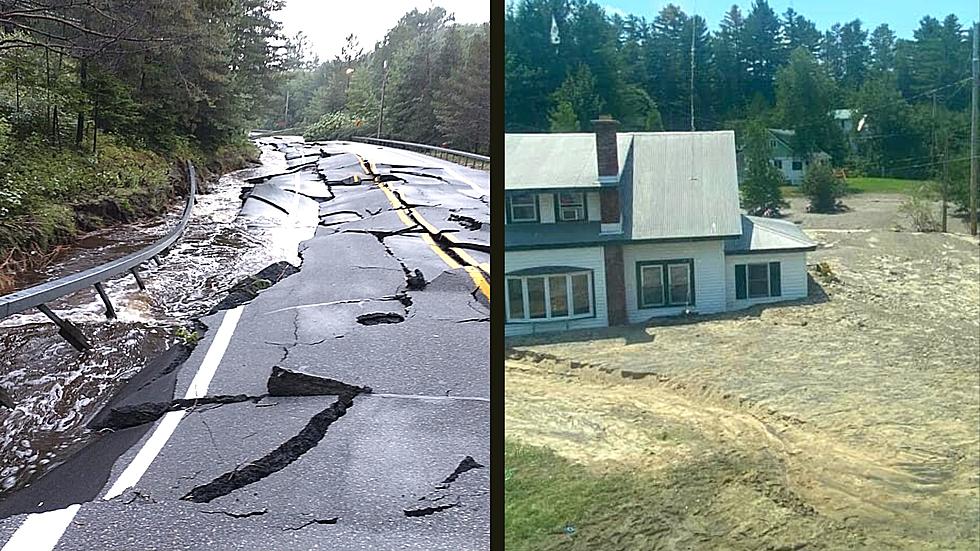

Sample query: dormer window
[557,192,586,222]
[509,193,538,223]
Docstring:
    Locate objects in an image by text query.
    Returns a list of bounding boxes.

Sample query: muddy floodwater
[507,229,979,550]
[0,142,304,497]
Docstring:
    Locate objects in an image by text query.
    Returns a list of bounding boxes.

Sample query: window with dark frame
[792,160,803,171]
[735,262,782,300]
[509,193,538,223]
[557,192,586,222]
[638,260,694,309]
[505,271,594,322]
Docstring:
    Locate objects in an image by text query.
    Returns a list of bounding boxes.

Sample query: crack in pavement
[180,389,362,503]
[89,394,266,431]
[282,517,339,531]
[403,456,486,518]
[201,508,268,519]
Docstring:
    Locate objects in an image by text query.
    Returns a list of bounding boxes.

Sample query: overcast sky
[274,0,490,63]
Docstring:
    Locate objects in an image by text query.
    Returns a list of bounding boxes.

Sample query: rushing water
[0,140,306,496]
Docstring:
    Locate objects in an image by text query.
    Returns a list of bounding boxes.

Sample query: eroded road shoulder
[0,137,489,551]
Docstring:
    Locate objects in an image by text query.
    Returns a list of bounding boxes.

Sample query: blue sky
[600,1,978,38]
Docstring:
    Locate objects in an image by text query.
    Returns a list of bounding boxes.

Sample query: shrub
[898,184,940,232]
[801,162,847,213]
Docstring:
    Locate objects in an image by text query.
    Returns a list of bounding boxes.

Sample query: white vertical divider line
[1,305,245,551]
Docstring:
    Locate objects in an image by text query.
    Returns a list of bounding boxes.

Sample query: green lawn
[504,440,729,550]
[780,177,928,198]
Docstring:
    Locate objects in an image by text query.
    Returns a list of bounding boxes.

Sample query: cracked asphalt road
[0,137,489,550]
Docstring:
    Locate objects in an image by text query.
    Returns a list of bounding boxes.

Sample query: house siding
[586,192,601,221]
[505,247,609,337]
[623,240,727,323]
[725,252,809,309]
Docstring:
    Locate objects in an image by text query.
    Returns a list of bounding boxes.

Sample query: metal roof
[725,215,817,253]
[625,131,742,240]
[504,133,632,190]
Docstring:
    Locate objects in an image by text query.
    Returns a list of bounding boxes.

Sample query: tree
[869,24,896,74]
[433,24,489,153]
[801,161,847,212]
[775,48,845,162]
[741,0,784,102]
[552,64,603,129]
[740,123,787,215]
[549,101,579,132]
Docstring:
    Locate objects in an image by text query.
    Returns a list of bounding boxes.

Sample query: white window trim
[557,192,586,222]
[509,194,538,223]
[505,271,594,323]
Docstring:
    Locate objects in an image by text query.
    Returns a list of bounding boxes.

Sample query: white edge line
[0,305,245,551]
[1,504,80,551]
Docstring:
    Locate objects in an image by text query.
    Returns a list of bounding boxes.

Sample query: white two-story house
[505,118,818,337]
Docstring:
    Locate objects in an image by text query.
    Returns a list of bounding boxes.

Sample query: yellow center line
[367,159,489,301]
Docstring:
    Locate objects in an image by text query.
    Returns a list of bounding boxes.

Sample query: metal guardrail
[0,161,198,351]
[351,137,490,170]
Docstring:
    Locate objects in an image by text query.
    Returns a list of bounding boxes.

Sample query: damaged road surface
[0,137,489,550]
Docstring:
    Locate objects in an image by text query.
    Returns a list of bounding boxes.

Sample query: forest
[0,0,287,260]
[505,0,976,209]
[269,7,490,156]
[0,2,488,272]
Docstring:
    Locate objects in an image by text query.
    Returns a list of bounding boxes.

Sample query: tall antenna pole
[690,14,696,131]
[970,21,978,236]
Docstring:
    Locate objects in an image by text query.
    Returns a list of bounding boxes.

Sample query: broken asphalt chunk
[267,366,372,397]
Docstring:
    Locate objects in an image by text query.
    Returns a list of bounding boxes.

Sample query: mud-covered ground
[784,192,973,234]
[506,228,979,550]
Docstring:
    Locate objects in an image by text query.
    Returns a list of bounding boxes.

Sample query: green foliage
[548,101,579,132]
[504,0,974,187]
[174,327,202,346]
[775,48,845,163]
[740,124,787,216]
[801,162,848,213]
[303,112,370,142]
[898,184,940,232]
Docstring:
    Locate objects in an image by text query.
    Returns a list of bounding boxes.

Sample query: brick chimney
[592,116,619,180]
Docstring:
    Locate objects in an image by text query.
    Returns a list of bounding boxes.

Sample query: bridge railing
[0,162,199,351]
[351,137,490,170]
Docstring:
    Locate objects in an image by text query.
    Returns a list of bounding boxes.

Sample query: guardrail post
[153,256,163,267]
[37,304,92,352]
[93,282,116,319]
[130,267,146,291]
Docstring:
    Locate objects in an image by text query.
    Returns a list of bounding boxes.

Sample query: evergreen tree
[740,123,787,216]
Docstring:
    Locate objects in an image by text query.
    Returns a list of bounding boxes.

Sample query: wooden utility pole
[942,137,949,232]
[377,59,388,139]
[971,21,978,236]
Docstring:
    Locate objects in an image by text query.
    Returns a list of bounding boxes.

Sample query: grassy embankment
[0,134,259,292]
[781,177,927,197]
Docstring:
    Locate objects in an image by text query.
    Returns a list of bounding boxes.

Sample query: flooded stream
[0,139,308,497]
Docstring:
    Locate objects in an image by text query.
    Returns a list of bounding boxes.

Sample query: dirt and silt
[506,227,979,549]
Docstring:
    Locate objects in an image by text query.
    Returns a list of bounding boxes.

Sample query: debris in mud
[181,390,361,503]
[355,312,405,325]
[267,366,371,397]
[89,394,262,431]
[211,261,300,313]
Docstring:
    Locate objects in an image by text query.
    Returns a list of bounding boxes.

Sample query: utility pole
[970,21,978,236]
[943,137,949,232]
[377,59,388,139]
